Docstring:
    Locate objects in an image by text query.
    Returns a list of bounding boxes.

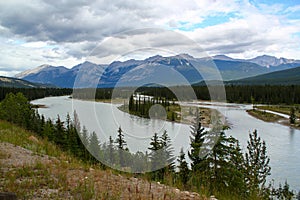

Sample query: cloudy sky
[0,0,300,76]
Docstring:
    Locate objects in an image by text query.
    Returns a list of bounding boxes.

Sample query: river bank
[248,106,300,130]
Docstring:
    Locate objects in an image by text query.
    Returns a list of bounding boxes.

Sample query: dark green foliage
[244,130,271,197]
[160,131,175,172]
[177,148,190,189]
[275,181,294,200]
[131,85,300,105]
[204,131,246,195]
[115,127,127,167]
[188,109,207,171]
[54,115,66,147]
[290,107,296,124]
[0,87,71,102]
[148,133,163,180]
[148,131,175,181]
[128,94,178,121]
[228,66,300,85]
[0,92,34,128]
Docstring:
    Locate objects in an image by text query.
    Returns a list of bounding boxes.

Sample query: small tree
[107,136,115,165]
[54,115,66,147]
[73,110,81,132]
[177,148,190,189]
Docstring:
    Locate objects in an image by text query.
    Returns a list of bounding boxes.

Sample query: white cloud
[0,0,299,76]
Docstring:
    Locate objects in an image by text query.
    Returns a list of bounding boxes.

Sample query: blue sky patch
[176,12,239,31]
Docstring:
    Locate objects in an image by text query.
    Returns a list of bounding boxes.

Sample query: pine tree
[73,110,81,132]
[88,131,101,161]
[290,107,296,124]
[244,130,271,197]
[80,126,90,161]
[115,127,127,167]
[129,95,134,111]
[80,126,89,147]
[204,130,246,195]
[177,148,190,189]
[160,131,175,183]
[42,119,55,141]
[188,108,207,171]
[148,133,163,180]
[54,115,66,147]
[160,130,175,171]
[107,136,115,165]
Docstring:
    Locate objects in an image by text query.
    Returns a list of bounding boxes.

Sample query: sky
[0,0,300,76]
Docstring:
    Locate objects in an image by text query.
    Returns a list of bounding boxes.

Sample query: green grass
[247,109,284,122]
[0,120,199,200]
[255,105,300,118]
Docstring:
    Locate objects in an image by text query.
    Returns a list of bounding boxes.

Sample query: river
[32,96,300,191]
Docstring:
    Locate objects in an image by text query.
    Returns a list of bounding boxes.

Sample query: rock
[210,195,218,200]
[174,188,180,194]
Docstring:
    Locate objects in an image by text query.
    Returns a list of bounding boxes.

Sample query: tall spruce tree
[188,108,208,171]
[88,131,101,161]
[160,130,175,172]
[202,129,246,195]
[115,127,127,167]
[148,132,163,180]
[244,130,271,197]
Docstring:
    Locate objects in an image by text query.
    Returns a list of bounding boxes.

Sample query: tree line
[131,85,300,105]
[64,85,300,105]
[0,92,297,199]
[0,87,72,101]
[127,94,178,121]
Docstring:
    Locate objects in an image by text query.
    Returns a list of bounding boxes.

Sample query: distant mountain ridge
[0,76,54,88]
[15,54,300,88]
[212,54,300,67]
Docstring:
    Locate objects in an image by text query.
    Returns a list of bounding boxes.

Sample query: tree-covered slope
[229,66,300,85]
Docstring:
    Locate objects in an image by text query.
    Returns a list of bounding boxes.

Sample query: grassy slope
[0,120,204,200]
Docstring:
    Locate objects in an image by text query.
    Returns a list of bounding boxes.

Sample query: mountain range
[15,54,300,88]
